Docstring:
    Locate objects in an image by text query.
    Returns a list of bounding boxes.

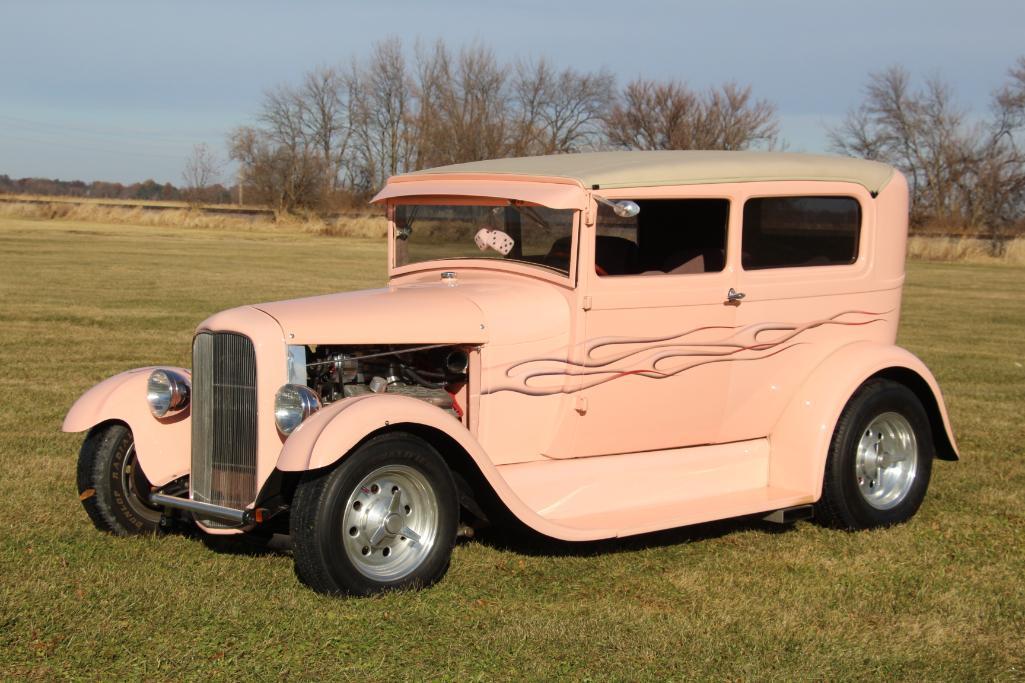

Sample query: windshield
[393,203,576,275]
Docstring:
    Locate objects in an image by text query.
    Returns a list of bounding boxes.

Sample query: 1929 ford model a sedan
[65,151,959,595]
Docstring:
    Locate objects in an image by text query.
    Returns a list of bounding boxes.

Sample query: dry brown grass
[907,235,1025,265]
[312,213,389,238]
[0,199,387,238]
[0,192,195,209]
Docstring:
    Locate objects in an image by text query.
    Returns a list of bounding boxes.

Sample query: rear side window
[742,196,860,270]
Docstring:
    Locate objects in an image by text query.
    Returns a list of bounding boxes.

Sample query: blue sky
[1,0,1023,185]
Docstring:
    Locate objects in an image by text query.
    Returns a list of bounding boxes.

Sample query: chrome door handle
[726,288,746,302]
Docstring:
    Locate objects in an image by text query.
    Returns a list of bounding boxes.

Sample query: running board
[492,440,819,540]
[762,504,815,524]
[150,492,253,525]
[545,486,814,537]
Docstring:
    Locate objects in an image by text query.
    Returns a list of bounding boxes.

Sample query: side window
[595,199,729,276]
[741,196,860,270]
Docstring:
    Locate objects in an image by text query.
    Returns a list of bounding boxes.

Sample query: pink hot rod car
[66,151,958,595]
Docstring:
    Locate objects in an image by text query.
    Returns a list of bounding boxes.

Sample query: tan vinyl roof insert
[408,150,895,194]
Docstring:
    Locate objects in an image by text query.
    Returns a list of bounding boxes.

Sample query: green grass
[1,216,1023,680]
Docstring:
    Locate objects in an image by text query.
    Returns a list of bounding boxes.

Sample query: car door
[720,184,883,444]
[552,195,739,458]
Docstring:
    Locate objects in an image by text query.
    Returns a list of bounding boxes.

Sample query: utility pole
[237,168,244,207]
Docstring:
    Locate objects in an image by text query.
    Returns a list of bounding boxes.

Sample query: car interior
[544,199,730,276]
[543,196,860,276]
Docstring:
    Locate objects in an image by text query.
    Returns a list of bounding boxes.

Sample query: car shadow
[194,530,292,557]
[189,513,808,560]
[464,513,803,558]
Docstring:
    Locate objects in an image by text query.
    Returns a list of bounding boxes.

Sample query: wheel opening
[871,367,958,461]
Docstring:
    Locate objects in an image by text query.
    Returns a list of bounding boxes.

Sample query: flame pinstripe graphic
[485,310,890,396]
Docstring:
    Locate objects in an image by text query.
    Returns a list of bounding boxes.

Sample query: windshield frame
[387,197,580,285]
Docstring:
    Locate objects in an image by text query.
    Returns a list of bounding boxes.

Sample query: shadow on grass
[194,529,292,557]
[467,512,803,558]
[189,511,807,561]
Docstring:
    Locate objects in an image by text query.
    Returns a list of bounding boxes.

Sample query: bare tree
[345,37,415,192]
[409,39,451,169]
[603,79,777,151]
[829,61,1025,244]
[970,57,1025,247]
[996,57,1025,130]
[228,121,326,215]
[300,66,350,192]
[510,58,615,155]
[182,143,221,206]
[604,79,700,150]
[228,127,275,207]
[443,43,510,162]
[229,71,344,214]
[702,82,779,150]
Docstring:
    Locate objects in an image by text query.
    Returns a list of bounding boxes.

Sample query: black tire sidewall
[830,382,934,528]
[79,423,161,535]
[309,434,458,595]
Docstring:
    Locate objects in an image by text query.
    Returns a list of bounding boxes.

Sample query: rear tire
[815,379,933,530]
[290,432,458,596]
[77,423,162,536]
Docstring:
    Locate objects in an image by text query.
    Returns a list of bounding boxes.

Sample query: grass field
[1,215,1023,680]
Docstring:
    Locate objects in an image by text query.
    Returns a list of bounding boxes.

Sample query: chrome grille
[191,332,258,512]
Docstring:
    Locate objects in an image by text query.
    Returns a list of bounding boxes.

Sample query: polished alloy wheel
[341,464,439,581]
[855,411,919,510]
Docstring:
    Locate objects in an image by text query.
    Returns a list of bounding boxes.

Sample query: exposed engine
[303,343,471,418]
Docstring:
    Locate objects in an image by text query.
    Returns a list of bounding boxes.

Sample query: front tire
[815,379,934,530]
[76,423,162,535]
[290,432,458,596]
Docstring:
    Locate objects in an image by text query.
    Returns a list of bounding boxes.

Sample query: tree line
[229,38,1024,240]
[228,37,779,213]
[0,173,233,204]
[829,57,1025,243]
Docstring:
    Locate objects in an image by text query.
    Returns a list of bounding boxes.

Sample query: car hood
[250,277,571,347]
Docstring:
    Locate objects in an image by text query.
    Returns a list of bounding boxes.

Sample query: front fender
[63,368,191,486]
[275,394,611,542]
[277,394,476,472]
[768,341,959,499]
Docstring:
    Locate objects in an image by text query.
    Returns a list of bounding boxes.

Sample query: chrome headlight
[274,384,321,435]
[147,369,191,417]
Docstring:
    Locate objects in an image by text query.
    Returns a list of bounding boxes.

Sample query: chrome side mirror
[594,196,640,218]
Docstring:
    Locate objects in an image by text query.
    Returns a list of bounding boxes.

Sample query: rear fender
[768,342,959,499]
[275,393,606,541]
[62,368,191,486]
